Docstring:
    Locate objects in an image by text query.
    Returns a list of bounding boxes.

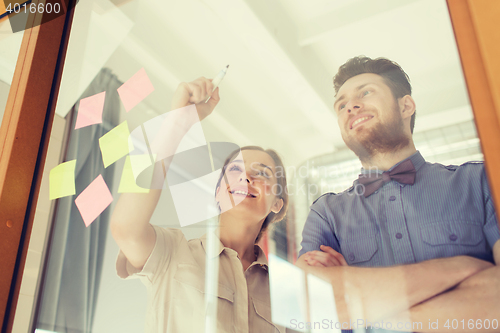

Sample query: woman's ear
[399,95,416,120]
[215,186,221,201]
[271,198,284,214]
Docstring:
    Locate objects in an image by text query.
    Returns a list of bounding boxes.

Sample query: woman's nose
[239,173,252,183]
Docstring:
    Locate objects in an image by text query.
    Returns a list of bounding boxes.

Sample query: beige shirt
[116,225,282,333]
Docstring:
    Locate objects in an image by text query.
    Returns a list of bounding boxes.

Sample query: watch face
[1,0,79,33]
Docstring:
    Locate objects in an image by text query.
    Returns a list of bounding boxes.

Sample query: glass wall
[17,0,496,332]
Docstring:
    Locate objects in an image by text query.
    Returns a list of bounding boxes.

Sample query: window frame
[0,2,76,331]
[447,0,500,217]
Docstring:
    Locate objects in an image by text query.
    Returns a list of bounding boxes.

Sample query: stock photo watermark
[290,319,423,331]
[289,318,499,331]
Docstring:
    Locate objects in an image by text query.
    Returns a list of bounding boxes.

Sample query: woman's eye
[363,90,370,96]
[229,165,242,172]
[257,170,271,178]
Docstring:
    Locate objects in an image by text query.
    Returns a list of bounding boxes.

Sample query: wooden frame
[0,2,75,331]
[447,0,500,230]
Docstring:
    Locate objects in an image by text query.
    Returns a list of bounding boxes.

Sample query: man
[297,56,500,332]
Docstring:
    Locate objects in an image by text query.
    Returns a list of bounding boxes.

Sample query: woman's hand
[171,76,220,121]
[304,245,348,267]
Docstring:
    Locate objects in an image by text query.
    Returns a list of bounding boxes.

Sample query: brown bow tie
[358,159,416,197]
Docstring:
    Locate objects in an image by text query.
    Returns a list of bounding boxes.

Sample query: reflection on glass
[304,119,482,204]
[18,0,498,332]
[35,67,122,332]
[269,254,307,328]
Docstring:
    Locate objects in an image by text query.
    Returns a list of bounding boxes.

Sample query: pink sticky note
[117,68,155,112]
[75,91,106,129]
[75,175,113,227]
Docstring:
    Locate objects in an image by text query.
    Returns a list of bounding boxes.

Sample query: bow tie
[358,159,416,197]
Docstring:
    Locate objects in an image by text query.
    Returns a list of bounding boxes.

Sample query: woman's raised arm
[110,77,219,269]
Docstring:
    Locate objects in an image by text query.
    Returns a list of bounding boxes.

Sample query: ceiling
[0,0,474,167]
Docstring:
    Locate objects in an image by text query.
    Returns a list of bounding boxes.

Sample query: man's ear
[399,95,416,120]
[271,198,284,214]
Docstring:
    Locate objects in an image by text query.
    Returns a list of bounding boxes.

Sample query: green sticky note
[99,121,133,168]
[49,160,77,200]
[118,155,155,193]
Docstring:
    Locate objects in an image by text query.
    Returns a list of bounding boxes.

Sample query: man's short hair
[333,56,416,133]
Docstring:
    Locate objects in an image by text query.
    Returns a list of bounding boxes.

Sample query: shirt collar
[200,233,269,268]
[254,244,269,266]
[360,150,426,175]
[200,232,225,259]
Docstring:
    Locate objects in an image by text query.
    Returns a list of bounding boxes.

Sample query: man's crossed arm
[386,240,500,332]
[296,240,500,332]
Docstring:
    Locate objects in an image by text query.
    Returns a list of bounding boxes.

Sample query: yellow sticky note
[118,155,155,193]
[99,121,133,168]
[49,160,77,200]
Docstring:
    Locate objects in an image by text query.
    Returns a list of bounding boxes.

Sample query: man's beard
[344,109,410,163]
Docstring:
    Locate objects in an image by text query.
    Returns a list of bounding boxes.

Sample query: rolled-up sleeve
[116,226,185,285]
[299,196,340,258]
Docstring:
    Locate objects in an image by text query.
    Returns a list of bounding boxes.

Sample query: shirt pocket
[341,236,378,266]
[251,298,282,333]
[420,222,485,259]
[173,263,235,332]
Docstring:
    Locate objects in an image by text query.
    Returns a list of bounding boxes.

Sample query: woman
[111,77,288,333]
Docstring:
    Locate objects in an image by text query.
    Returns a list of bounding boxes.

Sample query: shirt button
[389,196,396,201]
[348,253,355,261]
[449,234,458,241]
[396,232,403,239]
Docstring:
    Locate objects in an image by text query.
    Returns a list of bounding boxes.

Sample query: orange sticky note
[75,91,106,129]
[75,175,113,227]
[117,68,155,112]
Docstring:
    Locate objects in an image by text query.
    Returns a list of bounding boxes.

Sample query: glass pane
[21,0,497,332]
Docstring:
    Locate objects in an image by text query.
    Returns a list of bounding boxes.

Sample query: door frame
[0,2,76,331]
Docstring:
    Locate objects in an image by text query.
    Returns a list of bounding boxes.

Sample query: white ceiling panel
[3,0,471,167]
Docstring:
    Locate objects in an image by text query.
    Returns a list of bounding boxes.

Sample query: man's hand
[171,77,220,120]
[304,245,348,267]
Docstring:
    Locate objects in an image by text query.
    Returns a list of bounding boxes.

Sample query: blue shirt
[299,151,500,266]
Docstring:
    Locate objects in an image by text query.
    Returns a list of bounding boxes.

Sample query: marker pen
[205,65,229,102]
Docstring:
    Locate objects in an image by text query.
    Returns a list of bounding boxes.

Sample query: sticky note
[118,155,154,193]
[169,170,221,227]
[49,160,77,200]
[75,91,106,129]
[117,68,155,112]
[143,105,205,161]
[99,121,133,168]
[75,174,113,227]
